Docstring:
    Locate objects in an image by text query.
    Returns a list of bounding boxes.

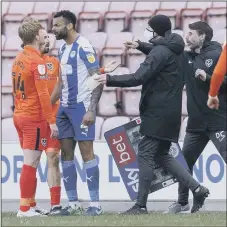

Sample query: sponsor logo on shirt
[86,53,95,64]
[38,64,46,75]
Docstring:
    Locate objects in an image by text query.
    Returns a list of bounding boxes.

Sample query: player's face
[185,29,205,50]
[52,16,68,40]
[39,29,50,54]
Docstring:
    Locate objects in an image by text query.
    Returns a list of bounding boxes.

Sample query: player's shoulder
[43,55,59,65]
[13,50,43,71]
[77,36,94,53]
[30,51,45,65]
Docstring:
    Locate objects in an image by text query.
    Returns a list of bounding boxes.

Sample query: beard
[187,41,200,50]
[43,47,49,54]
[55,27,68,40]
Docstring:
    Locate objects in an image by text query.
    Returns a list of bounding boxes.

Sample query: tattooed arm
[87,67,104,112]
[81,67,104,127]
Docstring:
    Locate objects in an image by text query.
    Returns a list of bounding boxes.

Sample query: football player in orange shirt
[207,43,227,110]
[18,17,62,216]
[26,29,62,216]
[13,20,58,217]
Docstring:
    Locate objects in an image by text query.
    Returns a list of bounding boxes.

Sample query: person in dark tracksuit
[165,21,227,214]
[95,15,210,215]
[123,20,226,214]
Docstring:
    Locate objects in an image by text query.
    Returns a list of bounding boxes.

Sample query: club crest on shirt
[169,144,179,158]
[41,138,47,147]
[70,51,76,58]
[205,59,213,68]
[86,53,95,63]
[38,64,46,75]
[46,62,53,71]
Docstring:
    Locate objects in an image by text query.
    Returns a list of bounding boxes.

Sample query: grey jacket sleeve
[106,46,168,87]
[136,40,154,55]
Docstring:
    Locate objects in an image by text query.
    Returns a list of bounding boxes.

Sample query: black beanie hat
[148,15,172,37]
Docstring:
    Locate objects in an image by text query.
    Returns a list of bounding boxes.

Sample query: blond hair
[18,17,43,45]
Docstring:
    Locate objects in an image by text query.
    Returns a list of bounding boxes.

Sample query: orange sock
[50,186,61,206]
[20,165,36,212]
[30,178,37,208]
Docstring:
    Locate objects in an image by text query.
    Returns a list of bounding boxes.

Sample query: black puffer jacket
[106,31,185,142]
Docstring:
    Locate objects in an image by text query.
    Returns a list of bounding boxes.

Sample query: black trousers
[178,131,227,204]
[136,136,200,207]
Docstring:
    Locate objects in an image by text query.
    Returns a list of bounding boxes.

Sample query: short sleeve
[79,44,100,69]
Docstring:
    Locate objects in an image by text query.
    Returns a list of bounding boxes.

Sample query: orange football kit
[209,43,226,97]
[43,55,61,151]
[12,46,56,213]
[13,46,55,151]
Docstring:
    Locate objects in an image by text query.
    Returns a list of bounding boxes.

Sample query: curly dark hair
[53,10,77,29]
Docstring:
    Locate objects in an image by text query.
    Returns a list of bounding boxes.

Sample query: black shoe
[122,204,148,215]
[48,205,69,216]
[191,186,210,213]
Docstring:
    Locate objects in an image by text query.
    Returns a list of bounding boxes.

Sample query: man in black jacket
[126,21,227,213]
[95,15,209,214]
[165,22,227,214]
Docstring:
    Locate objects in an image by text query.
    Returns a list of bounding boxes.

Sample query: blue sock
[84,159,99,202]
[61,160,78,202]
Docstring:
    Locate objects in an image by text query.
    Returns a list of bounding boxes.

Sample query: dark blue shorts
[56,102,95,141]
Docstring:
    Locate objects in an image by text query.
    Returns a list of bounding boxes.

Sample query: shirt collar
[24,45,42,57]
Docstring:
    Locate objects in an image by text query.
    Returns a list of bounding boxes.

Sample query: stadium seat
[129,10,153,37]
[186,1,212,10]
[50,39,66,56]
[78,13,101,35]
[7,1,34,14]
[109,2,136,13]
[2,35,22,57]
[78,2,110,35]
[205,7,227,29]
[3,1,34,36]
[212,29,226,45]
[101,32,133,67]
[160,2,187,11]
[98,89,118,116]
[3,14,24,37]
[58,2,85,18]
[182,89,188,116]
[2,57,14,87]
[122,86,141,116]
[2,1,9,15]
[127,48,146,73]
[32,2,59,14]
[179,116,188,142]
[2,35,6,50]
[29,2,59,31]
[135,2,161,11]
[101,116,130,140]
[95,116,104,140]
[2,95,14,119]
[86,32,107,52]
[104,13,127,34]
[97,68,126,116]
[155,9,179,29]
[104,2,136,34]
[172,29,184,37]
[2,117,19,142]
[48,33,56,50]
[212,1,227,7]
[180,8,204,34]
[83,1,110,13]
